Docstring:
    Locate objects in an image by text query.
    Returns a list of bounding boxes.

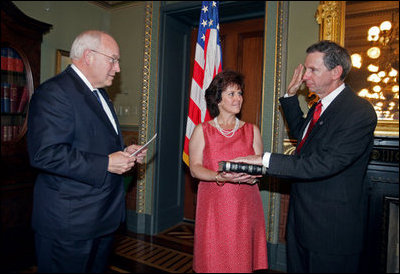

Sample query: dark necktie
[296,101,322,154]
[93,89,101,104]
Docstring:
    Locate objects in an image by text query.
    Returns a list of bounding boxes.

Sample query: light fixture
[367,47,381,59]
[367,64,379,72]
[350,16,399,120]
[351,53,362,69]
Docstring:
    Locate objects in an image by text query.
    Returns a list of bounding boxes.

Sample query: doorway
[155,1,266,233]
[183,17,265,221]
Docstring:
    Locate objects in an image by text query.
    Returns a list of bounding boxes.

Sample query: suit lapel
[66,67,120,137]
[317,87,350,125]
[304,87,351,141]
[98,88,124,143]
[85,91,119,136]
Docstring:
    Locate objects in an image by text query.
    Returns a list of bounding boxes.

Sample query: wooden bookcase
[0,1,51,270]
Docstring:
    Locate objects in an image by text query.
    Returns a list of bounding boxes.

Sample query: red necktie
[296,101,322,154]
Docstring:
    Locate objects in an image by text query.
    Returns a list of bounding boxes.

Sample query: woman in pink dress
[189,70,268,273]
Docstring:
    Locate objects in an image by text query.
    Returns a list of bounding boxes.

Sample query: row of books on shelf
[1,83,29,113]
[1,124,22,142]
[2,69,27,86]
[1,47,25,73]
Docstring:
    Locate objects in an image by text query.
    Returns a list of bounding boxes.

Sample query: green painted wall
[13,1,109,83]
[287,1,320,114]
[262,1,319,151]
[108,3,146,126]
[13,0,319,128]
[13,1,146,126]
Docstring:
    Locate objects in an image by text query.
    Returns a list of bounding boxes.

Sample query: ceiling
[89,1,266,23]
[163,1,265,27]
[90,1,139,10]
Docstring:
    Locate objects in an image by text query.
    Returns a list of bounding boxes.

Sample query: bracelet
[215,173,225,186]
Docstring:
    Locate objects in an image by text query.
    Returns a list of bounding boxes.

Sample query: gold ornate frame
[136,1,154,214]
[316,1,399,137]
[55,49,72,74]
[315,1,345,46]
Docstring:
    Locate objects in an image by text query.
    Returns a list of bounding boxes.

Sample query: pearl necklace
[214,117,239,138]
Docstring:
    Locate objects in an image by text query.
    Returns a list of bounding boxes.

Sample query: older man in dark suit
[27,30,147,273]
[232,40,377,273]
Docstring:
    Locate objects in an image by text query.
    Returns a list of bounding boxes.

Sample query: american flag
[183,1,222,166]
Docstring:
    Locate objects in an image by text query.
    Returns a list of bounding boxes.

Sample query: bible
[218,161,267,175]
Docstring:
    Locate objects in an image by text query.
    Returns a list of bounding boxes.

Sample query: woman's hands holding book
[216,171,261,185]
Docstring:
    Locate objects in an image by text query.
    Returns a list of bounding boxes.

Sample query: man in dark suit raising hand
[232,40,377,273]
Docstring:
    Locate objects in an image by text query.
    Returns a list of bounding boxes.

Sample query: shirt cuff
[262,152,271,168]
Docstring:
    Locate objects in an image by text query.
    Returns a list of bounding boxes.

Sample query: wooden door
[184,17,265,221]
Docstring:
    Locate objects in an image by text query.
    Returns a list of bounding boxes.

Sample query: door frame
[152,1,270,235]
[130,1,288,238]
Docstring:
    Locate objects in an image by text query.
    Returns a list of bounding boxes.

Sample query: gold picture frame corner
[374,120,399,138]
[55,49,72,74]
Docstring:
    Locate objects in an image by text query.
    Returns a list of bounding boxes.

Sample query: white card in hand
[129,133,157,157]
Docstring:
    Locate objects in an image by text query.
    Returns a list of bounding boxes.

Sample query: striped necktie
[91,89,118,134]
[93,89,101,104]
[296,101,322,154]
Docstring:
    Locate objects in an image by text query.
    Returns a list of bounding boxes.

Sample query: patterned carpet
[14,222,195,273]
[113,235,193,273]
[110,222,194,273]
[16,222,277,273]
[156,222,194,247]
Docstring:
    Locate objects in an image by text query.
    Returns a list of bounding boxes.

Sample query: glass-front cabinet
[1,46,32,144]
[0,1,51,271]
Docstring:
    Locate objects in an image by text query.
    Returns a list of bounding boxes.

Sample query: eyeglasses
[90,49,120,65]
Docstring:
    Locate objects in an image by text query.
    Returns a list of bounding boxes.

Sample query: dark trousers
[287,227,361,273]
[35,232,115,273]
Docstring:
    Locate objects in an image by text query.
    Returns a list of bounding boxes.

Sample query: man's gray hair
[69,30,104,60]
[306,40,352,81]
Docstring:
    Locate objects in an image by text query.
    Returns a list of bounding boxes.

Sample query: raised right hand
[287,64,304,96]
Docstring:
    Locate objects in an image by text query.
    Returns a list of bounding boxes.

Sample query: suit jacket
[27,65,125,241]
[269,85,377,254]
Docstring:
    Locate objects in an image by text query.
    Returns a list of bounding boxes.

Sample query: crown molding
[89,1,143,10]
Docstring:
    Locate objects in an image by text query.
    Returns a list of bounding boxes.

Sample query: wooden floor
[6,221,279,273]
[109,222,195,273]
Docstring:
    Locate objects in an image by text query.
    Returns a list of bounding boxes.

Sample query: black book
[218,161,267,175]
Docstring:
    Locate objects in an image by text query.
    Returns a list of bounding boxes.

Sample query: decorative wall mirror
[316,1,399,137]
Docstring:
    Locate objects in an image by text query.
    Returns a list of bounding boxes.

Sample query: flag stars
[184,0,222,166]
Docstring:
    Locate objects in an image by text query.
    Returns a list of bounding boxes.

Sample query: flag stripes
[183,1,222,166]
